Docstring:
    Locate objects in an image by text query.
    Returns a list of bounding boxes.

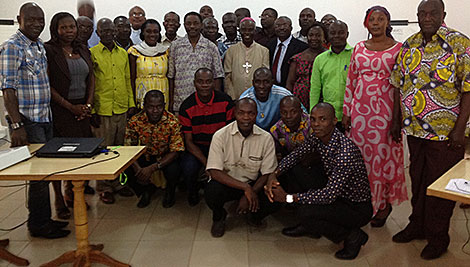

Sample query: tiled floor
[0,176,469,267]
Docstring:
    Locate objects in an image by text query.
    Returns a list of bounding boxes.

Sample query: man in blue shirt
[0,3,70,239]
[240,67,305,131]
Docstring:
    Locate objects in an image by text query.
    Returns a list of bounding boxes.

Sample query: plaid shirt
[0,30,51,122]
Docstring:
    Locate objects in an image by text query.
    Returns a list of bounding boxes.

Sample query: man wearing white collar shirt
[267,17,308,88]
[128,6,145,45]
[293,8,316,43]
[162,11,182,48]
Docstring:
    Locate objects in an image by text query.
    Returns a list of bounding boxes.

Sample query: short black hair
[113,15,127,24]
[144,90,164,105]
[263,8,278,18]
[235,97,257,112]
[184,11,203,23]
[140,19,162,42]
[307,21,328,42]
[194,67,213,79]
[164,11,180,22]
[235,7,251,18]
[280,96,301,109]
[312,102,336,119]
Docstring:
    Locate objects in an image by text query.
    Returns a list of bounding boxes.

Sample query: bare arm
[184,132,207,166]
[168,78,175,113]
[285,60,297,92]
[214,78,222,91]
[3,88,28,147]
[449,92,470,149]
[129,54,137,102]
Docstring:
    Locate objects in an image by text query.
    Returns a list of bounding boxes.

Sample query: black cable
[0,220,27,231]
[461,207,470,256]
[0,182,29,188]
[0,185,25,202]
[39,151,120,181]
[0,137,11,143]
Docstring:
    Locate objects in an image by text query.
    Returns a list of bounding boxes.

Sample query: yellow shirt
[206,121,277,183]
[90,42,135,116]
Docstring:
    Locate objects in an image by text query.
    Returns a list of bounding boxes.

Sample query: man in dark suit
[267,16,309,88]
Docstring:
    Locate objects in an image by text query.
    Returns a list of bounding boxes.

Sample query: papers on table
[445,179,470,195]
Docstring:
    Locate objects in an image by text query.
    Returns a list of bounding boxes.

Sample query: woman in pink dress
[343,6,407,227]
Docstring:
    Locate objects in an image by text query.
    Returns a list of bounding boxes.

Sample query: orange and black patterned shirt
[125,110,184,159]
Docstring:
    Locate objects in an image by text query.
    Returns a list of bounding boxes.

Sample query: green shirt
[310,44,353,121]
[90,42,134,116]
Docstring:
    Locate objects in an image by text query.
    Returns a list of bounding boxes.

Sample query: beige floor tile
[102,197,157,220]
[248,240,309,267]
[141,213,198,241]
[189,240,248,267]
[247,211,300,242]
[0,201,23,219]
[130,240,192,267]
[303,240,370,266]
[194,205,247,241]
[89,218,148,241]
[411,242,470,266]
[16,240,76,266]
[363,242,425,267]
[0,218,30,242]
[362,219,401,243]
[91,241,138,266]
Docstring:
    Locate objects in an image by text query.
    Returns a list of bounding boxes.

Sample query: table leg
[0,239,29,266]
[41,181,130,267]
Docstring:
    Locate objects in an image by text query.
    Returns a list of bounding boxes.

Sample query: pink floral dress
[343,41,408,214]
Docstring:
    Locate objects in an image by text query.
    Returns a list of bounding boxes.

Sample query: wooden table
[427,157,470,204]
[0,145,145,266]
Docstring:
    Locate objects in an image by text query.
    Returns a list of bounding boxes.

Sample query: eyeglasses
[131,13,145,17]
[259,14,274,18]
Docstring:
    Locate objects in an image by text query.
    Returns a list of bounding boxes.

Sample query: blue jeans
[23,121,53,230]
[180,145,209,195]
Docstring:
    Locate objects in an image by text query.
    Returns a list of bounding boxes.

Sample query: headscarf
[364,6,393,38]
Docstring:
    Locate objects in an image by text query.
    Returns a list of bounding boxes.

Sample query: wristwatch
[286,194,294,203]
[10,121,24,130]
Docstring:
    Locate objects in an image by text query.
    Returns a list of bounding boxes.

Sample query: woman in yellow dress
[129,19,169,109]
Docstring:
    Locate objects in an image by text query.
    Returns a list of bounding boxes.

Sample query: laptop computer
[35,137,104,158]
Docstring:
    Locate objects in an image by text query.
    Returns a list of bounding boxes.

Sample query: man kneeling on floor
[265,102,373,260]
[205,98,278,237]
[124,90,184,208]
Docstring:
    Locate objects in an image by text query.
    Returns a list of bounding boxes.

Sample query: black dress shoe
[282,224,321,238]
[162,189,175,208]
[420,244,447,260]
[137,191,152,208]
[30,224,71,239]
[188,192,200,207]
[50,220,69,229]
[392,225,425,243]
[335,228,368,260]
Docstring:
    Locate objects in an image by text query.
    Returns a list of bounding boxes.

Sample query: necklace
[62,47,73,57]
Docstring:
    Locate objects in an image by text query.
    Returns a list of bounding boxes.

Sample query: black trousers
[284,160,372,243]
[407,136,463,249]
[125,155,180,196]
[204,179,281,222]
[299,199,372,243]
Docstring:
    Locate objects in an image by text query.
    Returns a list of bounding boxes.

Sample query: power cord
[38,150,120,181]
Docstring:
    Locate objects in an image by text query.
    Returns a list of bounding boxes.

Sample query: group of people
[1,0,469,261]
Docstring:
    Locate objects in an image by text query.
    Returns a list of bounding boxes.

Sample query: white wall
[0,0,469,45]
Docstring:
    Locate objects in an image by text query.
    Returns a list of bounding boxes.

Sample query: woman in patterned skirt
[286,22,327,111]
[342,6,407,227]
[129,19,169,110]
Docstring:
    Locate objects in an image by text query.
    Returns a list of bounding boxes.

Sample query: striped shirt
[0,30,51,122]
[239,85,294,131]
[179,90,234,146]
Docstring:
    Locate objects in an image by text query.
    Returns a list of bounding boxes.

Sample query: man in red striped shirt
[179,68,235,206]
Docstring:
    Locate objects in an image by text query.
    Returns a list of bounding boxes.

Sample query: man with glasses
[254,8,277,47]
[128,6,146,45]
